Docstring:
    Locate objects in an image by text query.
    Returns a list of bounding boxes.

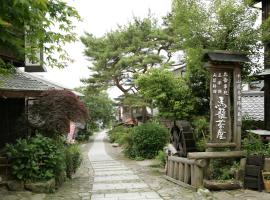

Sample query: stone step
[94,168,128,172]
[91,191,162,200]
[92,182,149,191]
[94,174,140,183]
[95,170,134,176]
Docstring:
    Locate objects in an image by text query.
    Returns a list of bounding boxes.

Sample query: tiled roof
[0,71,63,91]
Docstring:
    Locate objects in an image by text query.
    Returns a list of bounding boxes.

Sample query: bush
[192,116,209,151]
[65,144,82,178]
[6,134,66,181]
[108,126,130,145]
[208,159,240,180]
[125,122,169,159]
[75,128,92,142]
[242,132,270,156]
[155,150,166,167]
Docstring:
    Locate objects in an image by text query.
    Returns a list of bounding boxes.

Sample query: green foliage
[192,116,209,151]
[208,159,240,180]
[6,134,65,181]
[125,122,169,159]
[169,0,261,115]
[137,68,194,119]
[81,16,170,95]
[155,150,166,167]
[77,88,114,132]
[65,144,82,179]
[108,126,130,145]
[75,128,93,142]
[0,0,80,70]
[242,115,264,132]
[242,132,270,156]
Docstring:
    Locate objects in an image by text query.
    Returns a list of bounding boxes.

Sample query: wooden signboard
[204,51,249,149]
[210,69,231,142]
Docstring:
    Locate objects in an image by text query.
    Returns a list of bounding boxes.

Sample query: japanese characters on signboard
[236,72,242,125]
[211,70,231,142]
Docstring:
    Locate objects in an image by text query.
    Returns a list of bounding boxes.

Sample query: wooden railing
[165,156,207,190]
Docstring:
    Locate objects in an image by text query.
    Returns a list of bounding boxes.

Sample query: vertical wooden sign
[204,51,249,149]
[210,69,231,143]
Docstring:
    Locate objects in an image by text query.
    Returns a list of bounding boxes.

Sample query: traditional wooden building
[0,71,64,148]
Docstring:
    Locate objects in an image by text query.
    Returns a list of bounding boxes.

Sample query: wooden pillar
[233,66,242,149]
[178,163,184,181]
[262,0,270,130]
[174,162,179,179]
[184,163,191,184]
[194,165,204,188]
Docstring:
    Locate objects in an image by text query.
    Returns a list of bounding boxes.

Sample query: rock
[7,180,24,191]
[197,188,213,200]
[25,178,55,193]
[112,143,119,147]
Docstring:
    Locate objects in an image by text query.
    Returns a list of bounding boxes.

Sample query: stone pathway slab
[88,130,163,200]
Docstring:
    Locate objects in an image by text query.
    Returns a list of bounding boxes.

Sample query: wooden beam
[187,151,246,159]
[206,143,236,148]
[163,175,197,191]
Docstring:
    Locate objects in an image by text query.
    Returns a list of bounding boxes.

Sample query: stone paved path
[89,130,163,200]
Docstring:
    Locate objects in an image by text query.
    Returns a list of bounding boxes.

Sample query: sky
[34,0,171,98]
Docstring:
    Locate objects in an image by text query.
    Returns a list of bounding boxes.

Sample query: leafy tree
[78,87,114,130]
[29,90,88,135]
[0,0,80,72]
[137,68,194,119]
[81,17,171,96]
[167,0,261,115]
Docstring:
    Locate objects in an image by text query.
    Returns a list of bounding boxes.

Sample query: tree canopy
[167,0,261,114]
[29,90,88,135]
[0,0,80,72]
[82,0,262,119]
[79,88,114,130]
[81,17,172,95]
[137,68,194,119]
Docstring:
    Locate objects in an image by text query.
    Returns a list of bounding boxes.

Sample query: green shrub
[108,126,130,144]
[6,134,65,181]
[155,150,166,167]
[65,144,82,178]
[208,159,240,180]
[76,129,92,142]
[192,116,209,151]
[125,122,169,159]
[242,132,270,156]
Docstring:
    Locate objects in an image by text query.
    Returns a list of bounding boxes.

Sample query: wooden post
[173,162,179,179]
[167,160,171,176]
[262,0,270,131]
[190,164,195,186]
[233,66,242,149]
[194,165,204,188]
[184,163,191,184]
[178,162,184,181]
[169,161,174,178]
